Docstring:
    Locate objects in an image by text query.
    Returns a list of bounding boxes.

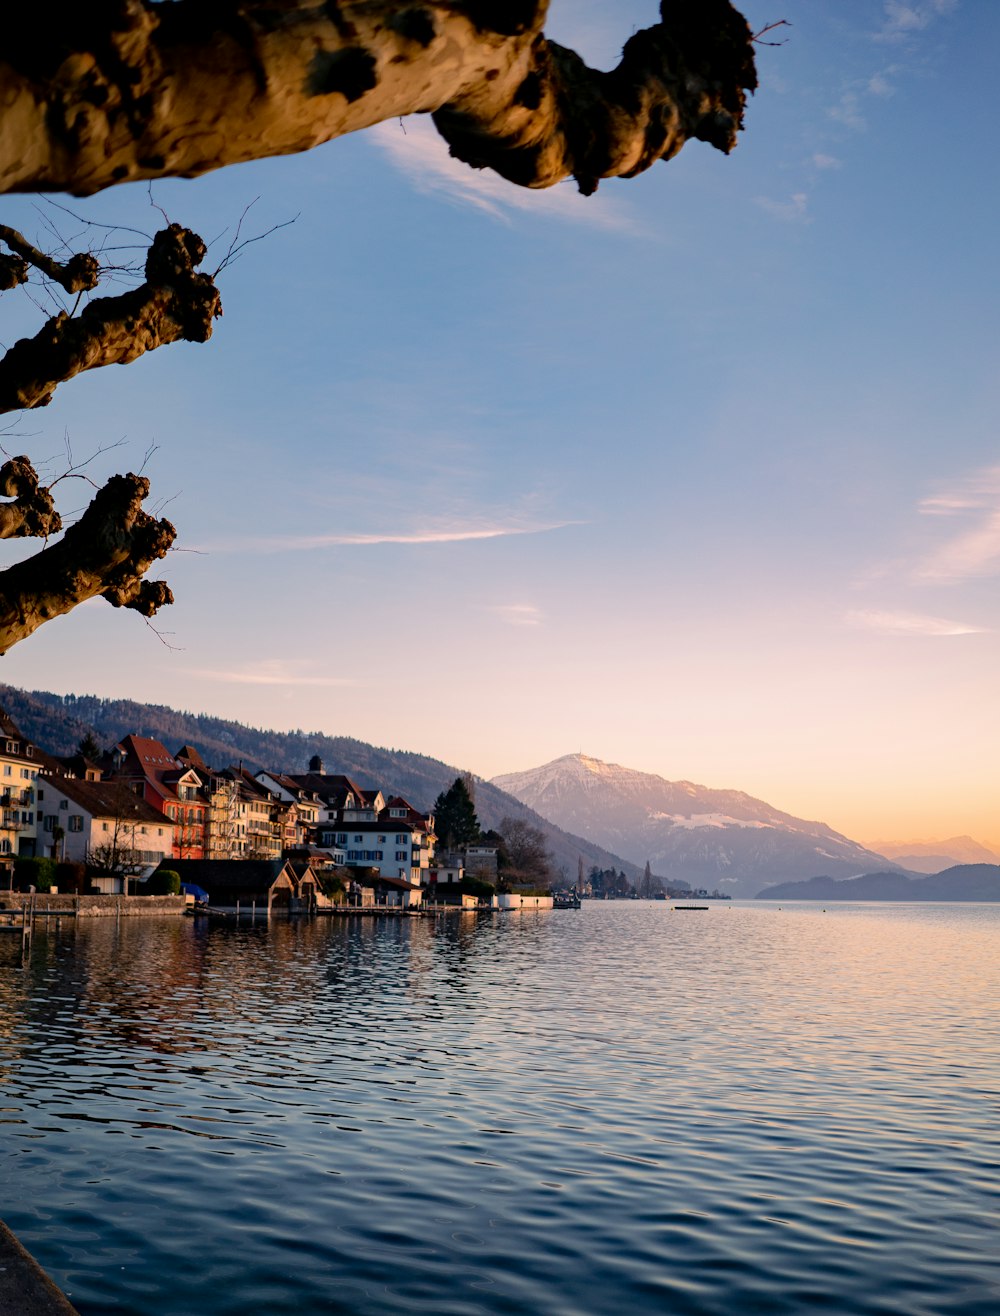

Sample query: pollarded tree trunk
[0,223,216,654]
[0,1,756,198]
[0,1,757,656]
[0,471,175,656]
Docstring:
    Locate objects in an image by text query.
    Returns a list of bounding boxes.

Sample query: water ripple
[2,903,1000,1313]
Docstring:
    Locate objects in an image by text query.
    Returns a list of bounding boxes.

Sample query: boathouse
[152,859,318,913]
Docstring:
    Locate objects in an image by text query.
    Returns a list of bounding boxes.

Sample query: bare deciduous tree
[0,1,756,654]
[498,815,552,888]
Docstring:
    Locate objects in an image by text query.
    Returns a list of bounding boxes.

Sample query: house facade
[36,774,175,879]
[0,710,40,864]
[112,735,208,859]
[316,795,436,887]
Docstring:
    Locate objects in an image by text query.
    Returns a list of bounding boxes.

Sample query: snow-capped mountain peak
[491,753,895,898]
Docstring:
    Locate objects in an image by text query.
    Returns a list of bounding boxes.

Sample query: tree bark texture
[0,224,221,412]
[0,1,756,198]
[0,472,174,655]
[0,457,61,539]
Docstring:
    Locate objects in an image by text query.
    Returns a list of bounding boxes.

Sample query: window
[20,768,30,779]
[378,834,386,844]
[3,766,10,778]
[36,789,44,801]
[59,799,68,810]
[395,850,407,861]
[395,833,406,844]
[68,816,83,832]
[5,740,17,754]
[26,746,33,758]
[102,822,109,832]
[390,808,405,818]
[44,815,57,833]
[354,834,362,842]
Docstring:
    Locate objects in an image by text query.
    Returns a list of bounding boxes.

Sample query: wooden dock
[0,898,33,952]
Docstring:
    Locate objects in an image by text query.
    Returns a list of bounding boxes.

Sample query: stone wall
[0,894,187,918]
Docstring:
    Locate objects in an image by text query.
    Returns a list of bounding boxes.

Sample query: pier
[0,1221,79,1314]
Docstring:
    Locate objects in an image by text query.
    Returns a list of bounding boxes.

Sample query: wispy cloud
[812,153,843,171]
[847,609,987,637]
[867,72,896,97]
[755,192,809,223]
[199,519,583,555]
[487,603,542,627]
[185,660,357,687]
[916,465,1000,580]
[368,118,639,233]
[877,0,959,42]
[826,2,956,137]
[828,90,867,132]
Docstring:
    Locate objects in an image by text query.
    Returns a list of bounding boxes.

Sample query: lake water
[2,902,999,1315]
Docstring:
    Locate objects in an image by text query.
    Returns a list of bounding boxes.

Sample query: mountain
[756,864,1000,902]
[0,685,640,883]
[864,836,1000,874]
[490,753,896,899]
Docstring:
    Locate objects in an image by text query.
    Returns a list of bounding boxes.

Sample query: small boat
[672,905,709,911]
[552,892,582,909]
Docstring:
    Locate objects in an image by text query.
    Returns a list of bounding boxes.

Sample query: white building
[36,774,175,883]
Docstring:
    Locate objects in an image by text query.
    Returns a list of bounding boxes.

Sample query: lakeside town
[0,705,725,916]
[3,710,731,915]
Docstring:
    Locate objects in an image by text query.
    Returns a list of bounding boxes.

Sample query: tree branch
[0,471,174,655]
[0,224,221,412]
[436,2,757,195]
[0,455,61,539]
[0,223,101,292]
[0,1,756,198]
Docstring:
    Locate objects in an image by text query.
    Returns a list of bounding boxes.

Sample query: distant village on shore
[0,705,719,915]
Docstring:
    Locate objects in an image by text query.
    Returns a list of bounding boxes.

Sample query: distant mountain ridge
[491,753,896,899]
[0,685,640,882]
[756,864,1000,902]
[864,836,1000,874]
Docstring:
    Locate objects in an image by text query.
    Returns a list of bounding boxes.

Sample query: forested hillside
[0,685,639,883]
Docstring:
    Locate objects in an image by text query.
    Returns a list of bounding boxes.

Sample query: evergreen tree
[433,777,481,850]
[77,732,100,759]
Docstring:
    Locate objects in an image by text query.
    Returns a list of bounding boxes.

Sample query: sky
[1,0,997,846]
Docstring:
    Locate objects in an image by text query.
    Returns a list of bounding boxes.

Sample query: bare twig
[147,183,171,227]
[212,213,299,277]
[49,437,128,490]
[752,20,791,46]
[141,613,182,651]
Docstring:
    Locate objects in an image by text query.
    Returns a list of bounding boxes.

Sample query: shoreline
[0,1221,79,1315]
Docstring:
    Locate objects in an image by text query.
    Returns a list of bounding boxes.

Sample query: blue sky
[1,0,997,844]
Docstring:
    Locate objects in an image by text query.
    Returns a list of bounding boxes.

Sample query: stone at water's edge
[0,1221,79,1314]
[0,893,187,917]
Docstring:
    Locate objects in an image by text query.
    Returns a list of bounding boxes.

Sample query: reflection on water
[2,904,1000,1314]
